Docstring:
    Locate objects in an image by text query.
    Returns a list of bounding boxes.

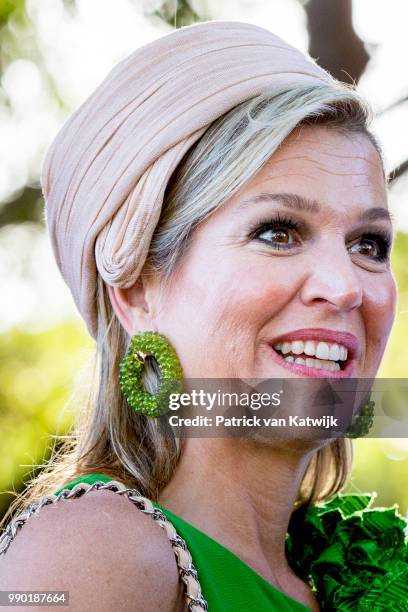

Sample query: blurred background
[0,0,407,522]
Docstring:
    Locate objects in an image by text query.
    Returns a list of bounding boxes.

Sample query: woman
[1,21,407,612]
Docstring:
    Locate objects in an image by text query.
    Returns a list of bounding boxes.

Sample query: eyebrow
[236,192,395,224]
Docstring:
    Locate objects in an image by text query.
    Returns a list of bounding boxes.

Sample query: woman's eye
[257,226,295,247]
[349,239,378,258]
[349,233,391,263]
[250,215,300,249]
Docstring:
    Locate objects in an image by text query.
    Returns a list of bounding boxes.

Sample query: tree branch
[0,187,44,228]
[377,94,408,116]
[304,0,369,84]
[389,159,408,183]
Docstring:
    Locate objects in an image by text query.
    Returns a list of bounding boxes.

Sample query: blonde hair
[2,81,384,529]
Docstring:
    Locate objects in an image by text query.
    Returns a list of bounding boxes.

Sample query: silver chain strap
[0,480,208,611]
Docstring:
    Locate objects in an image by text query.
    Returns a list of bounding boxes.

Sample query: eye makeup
[247,212,393,262]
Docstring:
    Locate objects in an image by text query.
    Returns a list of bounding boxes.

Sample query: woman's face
[149,125,397,380]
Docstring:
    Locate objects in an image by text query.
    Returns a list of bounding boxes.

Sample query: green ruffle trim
[286,493,408,611]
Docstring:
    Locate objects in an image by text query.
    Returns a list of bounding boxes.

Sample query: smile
[268,329,358,378]
[273,339,347,371]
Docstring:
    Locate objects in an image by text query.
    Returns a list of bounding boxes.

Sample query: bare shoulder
[0,490,185,611]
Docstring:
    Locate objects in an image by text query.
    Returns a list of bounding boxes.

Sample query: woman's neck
[157,437,316,594]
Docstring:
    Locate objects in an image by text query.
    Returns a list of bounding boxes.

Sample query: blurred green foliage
[378,231,408,378]
[348,439,408,513]
[0,320,93,519]
[0,0,23,26]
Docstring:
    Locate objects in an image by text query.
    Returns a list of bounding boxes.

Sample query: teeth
[318,360,340,372]
[274,339,349,362]
[328,343,341,361]
[306,357,317,368]
[304,340,316,356]
[291,341,304,355]
[285,356,340,371]
[316,341,329,360]
[281,342,292,354]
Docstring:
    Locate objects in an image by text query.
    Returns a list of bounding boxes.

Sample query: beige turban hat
[42,20,333,339]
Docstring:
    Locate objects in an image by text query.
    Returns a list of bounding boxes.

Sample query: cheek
[159,255,296,375]
[364,272,397,351]
[195,255,295,334]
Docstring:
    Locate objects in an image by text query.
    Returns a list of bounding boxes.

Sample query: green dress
[55,472,310,611]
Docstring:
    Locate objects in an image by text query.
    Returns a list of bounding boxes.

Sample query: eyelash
[248,213,392,262]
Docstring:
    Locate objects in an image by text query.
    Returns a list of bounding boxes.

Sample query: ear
[107,277,157,337]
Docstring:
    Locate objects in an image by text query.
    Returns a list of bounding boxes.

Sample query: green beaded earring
[119,331,183,417]
[345,397,375,438]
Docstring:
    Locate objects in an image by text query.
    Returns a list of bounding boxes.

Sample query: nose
[300,243,363,312]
